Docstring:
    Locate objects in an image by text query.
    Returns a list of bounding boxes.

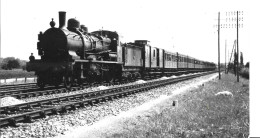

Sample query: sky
[0,0,257,64]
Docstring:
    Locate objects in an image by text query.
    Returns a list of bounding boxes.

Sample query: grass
[0,69,35,79]
[108,74,249,138]
[227,67,249,79]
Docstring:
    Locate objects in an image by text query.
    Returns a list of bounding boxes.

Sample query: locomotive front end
[37,12,86,61]
[27,11,121,89]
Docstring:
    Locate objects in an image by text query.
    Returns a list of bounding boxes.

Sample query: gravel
[0,96,25,107]
[0,72,217,138]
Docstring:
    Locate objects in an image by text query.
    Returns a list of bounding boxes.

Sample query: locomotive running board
[75,60,123,64]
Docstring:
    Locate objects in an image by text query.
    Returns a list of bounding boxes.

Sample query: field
[240,67,249,79]
[0,69,35,79]
[107,73,249,137]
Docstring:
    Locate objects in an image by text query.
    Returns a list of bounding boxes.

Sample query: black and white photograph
[0,0,258,137]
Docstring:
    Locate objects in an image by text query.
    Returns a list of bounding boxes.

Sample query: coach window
[146,47,149,57]
[133,49,135,60]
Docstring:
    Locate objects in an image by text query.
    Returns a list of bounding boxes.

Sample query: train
[26,11,216,89]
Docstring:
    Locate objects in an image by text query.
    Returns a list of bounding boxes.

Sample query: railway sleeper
[61,106,68,113]
[47,100,54,105]
[26,104,33,109]
[39,111,46,118]
[93,99,101,104]
[51,108,59,115]
[97,98,106,104]
[56,98,62,103]
[79,102,86,108]
[24,115,33,123]
[16,95,22,99]
[66,97,72,101]
[88,101,94,106]
[20,108,35,113]
[2,109,12,114]
[107,96,113,101]
[70,105,77,110]
[8,118,18,127]
[8,107,21,114]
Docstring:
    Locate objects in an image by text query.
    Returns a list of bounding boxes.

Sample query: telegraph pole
[214,11,243,80]
[225,40,227,74]
[227,49,229,74]
[218,12,221,79]
[234,43,236,76]
[0,0,1,59]
[236,11,239,82]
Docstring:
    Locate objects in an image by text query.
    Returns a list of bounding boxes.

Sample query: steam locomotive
[26,11,216,89]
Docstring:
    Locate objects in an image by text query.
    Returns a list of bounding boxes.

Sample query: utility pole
[225,40,227,74]
[214,11,243,79]
[227,49,229,74]
[0,0,1,58]
[234,43,236,76]
[218,12,221,79]
[236,11,239,82]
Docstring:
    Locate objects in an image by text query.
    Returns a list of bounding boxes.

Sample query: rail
[0,71,216,127]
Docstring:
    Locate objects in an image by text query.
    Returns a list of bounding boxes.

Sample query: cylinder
[59,11,66,28]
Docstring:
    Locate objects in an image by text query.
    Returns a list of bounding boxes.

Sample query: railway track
[0,70,191,99]
[0,83,37,91]
[0,71,216,127]
[0,79,134,99]
[0,85,67,99]
[0,70,193,93]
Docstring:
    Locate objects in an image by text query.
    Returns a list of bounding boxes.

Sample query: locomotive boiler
[38,12,116,61]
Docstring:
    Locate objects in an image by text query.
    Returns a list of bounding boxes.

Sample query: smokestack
[59,11,66,28]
